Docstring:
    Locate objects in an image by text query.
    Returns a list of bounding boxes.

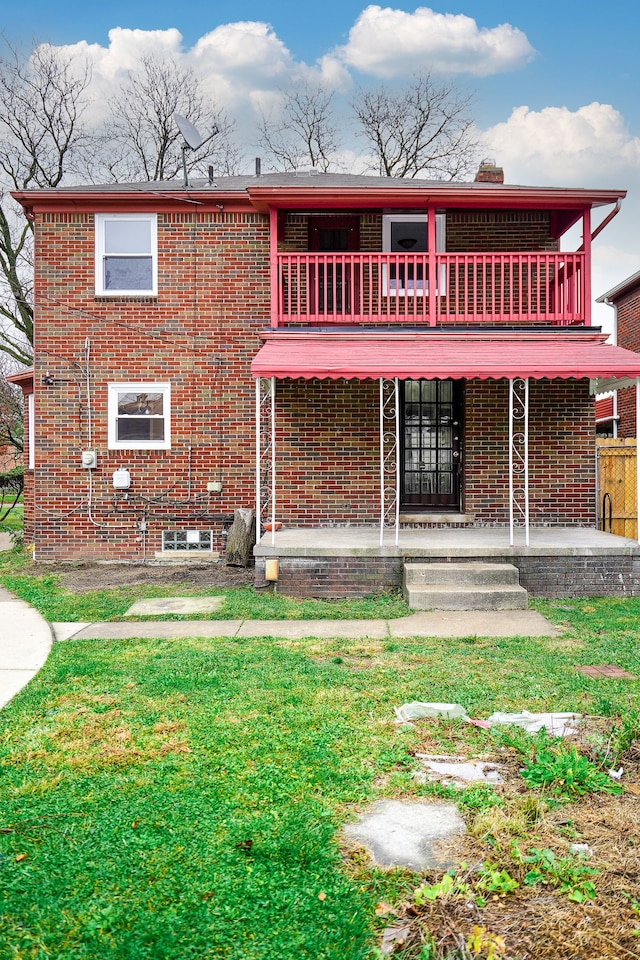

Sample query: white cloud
[483,102,640,186]
[333,5,535,78]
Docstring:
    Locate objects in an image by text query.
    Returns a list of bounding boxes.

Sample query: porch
[254,525,640,599]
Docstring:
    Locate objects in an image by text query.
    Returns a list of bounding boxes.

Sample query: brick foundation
[256,551,640,599]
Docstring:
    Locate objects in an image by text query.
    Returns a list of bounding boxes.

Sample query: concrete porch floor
[255,525,640,558]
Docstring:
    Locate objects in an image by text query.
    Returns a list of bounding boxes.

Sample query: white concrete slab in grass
[125,596,226,615]
[342,799,466,872]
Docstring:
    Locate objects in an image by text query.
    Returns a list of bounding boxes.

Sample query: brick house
[597,270,640,437]
[11,166,640,596]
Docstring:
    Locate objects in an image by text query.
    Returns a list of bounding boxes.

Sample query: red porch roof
[251,330,640,382]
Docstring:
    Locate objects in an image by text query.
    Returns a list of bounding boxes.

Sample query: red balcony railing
[274,251,587,326]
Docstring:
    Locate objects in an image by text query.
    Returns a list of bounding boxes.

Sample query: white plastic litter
[608,767,624,780]
[485,710,582,737]
[394,702,468,722]
[570,843,593,857]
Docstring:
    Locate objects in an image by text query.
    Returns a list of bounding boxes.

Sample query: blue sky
[6,1,640,323]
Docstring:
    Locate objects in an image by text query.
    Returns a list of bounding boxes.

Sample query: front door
[401,379,462,509]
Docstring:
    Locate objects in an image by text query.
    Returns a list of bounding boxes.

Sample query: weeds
[520,739,622,798]
[514,845,599,903]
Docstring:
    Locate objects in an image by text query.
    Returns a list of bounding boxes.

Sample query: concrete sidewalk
[0,585,53,710]
[51,608,558,642]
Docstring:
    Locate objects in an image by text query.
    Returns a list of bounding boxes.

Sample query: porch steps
[403,562,528,611]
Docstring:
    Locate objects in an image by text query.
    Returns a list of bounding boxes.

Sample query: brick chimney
[475,160,504,184]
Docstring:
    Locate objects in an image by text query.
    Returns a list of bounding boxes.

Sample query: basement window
[162,530,213,552]
[107,382,170,450]
[95,213,157,296]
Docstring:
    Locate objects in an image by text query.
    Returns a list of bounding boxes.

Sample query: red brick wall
[611,281,640,437]
[464,379,595,524]
[31,209,270,560]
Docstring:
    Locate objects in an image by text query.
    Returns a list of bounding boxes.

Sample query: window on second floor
[95,214,157,296]
[382,213,445,295]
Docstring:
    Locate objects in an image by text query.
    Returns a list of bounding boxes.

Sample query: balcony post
[583,209,591,325]
[428,205,437,326]
[270,207,279,328]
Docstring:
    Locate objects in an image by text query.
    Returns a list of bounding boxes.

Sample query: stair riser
[405,587,528,611]
[403,563,520,587]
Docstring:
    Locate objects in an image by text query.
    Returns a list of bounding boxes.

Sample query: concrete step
[403,562,528,611]
[404,584,529,611]
[403,562,520,587]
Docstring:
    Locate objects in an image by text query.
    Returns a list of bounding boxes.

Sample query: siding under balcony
[274,251,587,327]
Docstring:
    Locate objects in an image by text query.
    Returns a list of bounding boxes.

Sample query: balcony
[274,251,587,327]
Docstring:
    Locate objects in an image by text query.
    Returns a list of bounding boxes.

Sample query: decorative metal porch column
[255,376,276,545]
[509,377,530,547]
[379,378,400,546]
[636,379,640,545]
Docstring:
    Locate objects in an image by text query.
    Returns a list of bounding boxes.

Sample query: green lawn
[1,604,639,959]
[0,549,409,622]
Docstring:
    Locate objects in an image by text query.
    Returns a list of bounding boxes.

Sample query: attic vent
[162,529,213,552]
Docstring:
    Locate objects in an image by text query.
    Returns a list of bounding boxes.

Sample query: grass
[1,612,640,959]
[0,501,23,534]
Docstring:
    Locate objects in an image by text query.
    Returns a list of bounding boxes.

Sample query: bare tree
[352,72,479,180]
[0,355,24,454]
[0,40,92,365]
[98,56,242,183]
[257,82,340,172]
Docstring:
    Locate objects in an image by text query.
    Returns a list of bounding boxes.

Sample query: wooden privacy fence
[597,438,637,539]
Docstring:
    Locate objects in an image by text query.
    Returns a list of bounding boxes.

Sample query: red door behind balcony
[308,216,360,316]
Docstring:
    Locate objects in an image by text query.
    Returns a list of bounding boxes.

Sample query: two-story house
[11,164,640,597]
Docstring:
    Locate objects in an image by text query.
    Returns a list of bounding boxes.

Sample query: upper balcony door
[308,216,360,315]
[401,379,463,510]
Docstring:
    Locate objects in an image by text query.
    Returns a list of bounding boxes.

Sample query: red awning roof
[251,330,640,381]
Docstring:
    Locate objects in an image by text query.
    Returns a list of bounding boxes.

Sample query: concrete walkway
[52,609,557,642]
[0,585,53,710]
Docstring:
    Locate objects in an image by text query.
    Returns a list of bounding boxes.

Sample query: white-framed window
[382,213,446,295]
[95,214,157,296]
[107,383,170,450]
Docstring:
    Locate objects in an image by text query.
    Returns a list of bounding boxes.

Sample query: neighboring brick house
[597,271,640,437]
[11,165,640,595]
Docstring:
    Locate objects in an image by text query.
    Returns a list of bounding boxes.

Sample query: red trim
[251,330,640,381]
[11,184,626,218]
[7,368,34,394]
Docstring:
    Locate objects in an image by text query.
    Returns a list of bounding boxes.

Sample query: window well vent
[162,530,213,552]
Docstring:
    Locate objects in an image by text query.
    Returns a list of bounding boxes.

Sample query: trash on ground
[394,702,468,722]
[413,755,505,788]
[394,701,582,737]
[485,710,582,737]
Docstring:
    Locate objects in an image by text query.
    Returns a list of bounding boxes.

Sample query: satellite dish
[174,113,206,150]
[173,113,220,187]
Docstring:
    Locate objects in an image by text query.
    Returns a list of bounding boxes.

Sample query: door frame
[400,378,464,511]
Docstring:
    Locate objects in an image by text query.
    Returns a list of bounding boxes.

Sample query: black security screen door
[401,379,462,509]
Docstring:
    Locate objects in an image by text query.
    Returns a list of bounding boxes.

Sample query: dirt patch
[372,719,640,959]
[47,560,255,594]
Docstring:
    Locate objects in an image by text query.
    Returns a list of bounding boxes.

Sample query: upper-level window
[95,214,157,296]
[107,383,170,450]
[382,213,445,295]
